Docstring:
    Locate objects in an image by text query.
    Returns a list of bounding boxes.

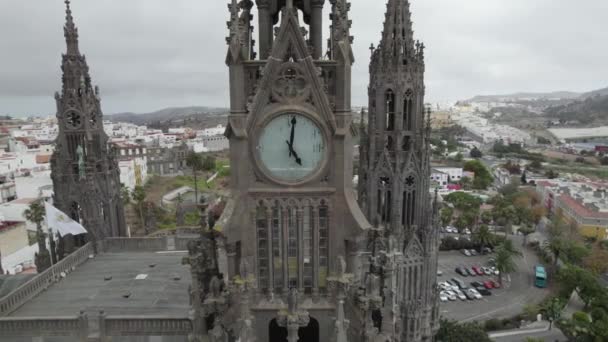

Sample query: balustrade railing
[0,243,94,317]
[103,237,167,252]
[104,316,192,336]
[0,316,86,337]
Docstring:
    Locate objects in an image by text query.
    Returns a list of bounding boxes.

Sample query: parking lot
[437,236,550,322]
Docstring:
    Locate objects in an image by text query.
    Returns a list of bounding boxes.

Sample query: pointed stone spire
[379,0,415,58]
[64,0,80,55]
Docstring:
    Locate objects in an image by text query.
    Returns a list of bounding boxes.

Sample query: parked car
[469,249,478,256]
[464,228,471,235]
[461,249,471,257]
[482,247,493,255]
[490,280,501,288]
[464,290,477,300]
[473,266,484,276]
[451,278,467,290]
[437,270,443,276]
[440,292,449,302]
[483,281,494,289]
[482,267,493,275]
[454,289,467,301]
[488,258,496,266]
[467,288,483,299]
[470,281,484,288]
[445,291,457,301]
[455,267,468,277]
[477,288,492,296]
[466,268,476,276]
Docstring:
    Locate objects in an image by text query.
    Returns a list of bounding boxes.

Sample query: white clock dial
[257,113,326,182]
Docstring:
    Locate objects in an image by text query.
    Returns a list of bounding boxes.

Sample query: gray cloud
[0,0,606,116]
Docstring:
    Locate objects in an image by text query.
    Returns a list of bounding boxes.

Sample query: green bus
[535,265,547,288]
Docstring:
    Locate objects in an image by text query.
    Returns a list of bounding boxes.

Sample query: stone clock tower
[190,0,439,341]
[50,0,127,242]
[219,0,370,339]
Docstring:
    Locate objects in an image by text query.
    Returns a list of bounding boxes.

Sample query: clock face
[257,113,326,182]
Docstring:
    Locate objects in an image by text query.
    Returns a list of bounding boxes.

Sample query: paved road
[492,328,567,342]
[438,235,550,322]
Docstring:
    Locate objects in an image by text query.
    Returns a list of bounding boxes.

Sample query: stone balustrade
[0,243,94,317]
[103,237,167,252]
[104,316,192,336]
[0,316,85,337]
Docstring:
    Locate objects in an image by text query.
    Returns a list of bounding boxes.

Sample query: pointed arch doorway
[269,316,319,342]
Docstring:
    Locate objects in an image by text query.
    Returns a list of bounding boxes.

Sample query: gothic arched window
[385,90,395,131]
[271,203,283,290]
[403,89,414,130]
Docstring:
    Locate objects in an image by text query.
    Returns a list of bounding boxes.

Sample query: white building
[119,157,148,190]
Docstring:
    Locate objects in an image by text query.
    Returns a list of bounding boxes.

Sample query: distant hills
[107,106,229,128]
[468,91,581,103]
[544,87,608,125]
[468,87,608,126]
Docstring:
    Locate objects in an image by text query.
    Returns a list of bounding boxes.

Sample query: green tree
[495,240,522,286]
[543,238,565,268]
[454,153,464,162]
[132,186,147,232]
[470,147,483,159]
[519,226,536,246]
[463,160,493,190]
[542,298,565,330]
[202,155,216,171]
[480,211,493,224]
[459,176,472,190]
[24,200,50,272]
[473,225,494,252]
[120,184,131,204]
[440,207,454,227]
[435,319,492,342]
[186,152,204,205]
[444,192,482,212]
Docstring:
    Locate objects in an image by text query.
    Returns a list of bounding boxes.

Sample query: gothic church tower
[358,0,441,340]
[51,0,126,241]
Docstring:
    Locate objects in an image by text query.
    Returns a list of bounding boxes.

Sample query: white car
[437,270,443,276]
[464,228,471,235]
[440,292,449,302]
[454,290,467,301]
[467,288,482,300]
[489,266,500,275]
[445,291,457,301]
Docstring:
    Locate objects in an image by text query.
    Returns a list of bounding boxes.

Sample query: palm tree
[24,200,45,249]
[543,238,564,268]
[498,239,523,258]
[473,225,494,252]
[186,152,203,205]
[495,248,517,286]
[132,186,146,232]
[542,298,565,330]
[24,200,50,272]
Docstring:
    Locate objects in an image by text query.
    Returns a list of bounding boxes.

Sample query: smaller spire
[64,0,80,55]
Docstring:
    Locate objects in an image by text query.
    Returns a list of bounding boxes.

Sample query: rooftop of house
[7,252,191,318]
[559,194,608,220]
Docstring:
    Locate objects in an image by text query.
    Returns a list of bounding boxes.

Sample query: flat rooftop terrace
[8,251,191,318]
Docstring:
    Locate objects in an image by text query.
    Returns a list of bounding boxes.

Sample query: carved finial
[64,0,80,55]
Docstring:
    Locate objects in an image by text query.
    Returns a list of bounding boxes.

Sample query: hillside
[107,106,229,129]
[468,91,581,103]
[544,92,608,125]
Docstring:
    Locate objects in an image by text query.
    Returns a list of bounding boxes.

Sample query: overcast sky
[0,0,607,116]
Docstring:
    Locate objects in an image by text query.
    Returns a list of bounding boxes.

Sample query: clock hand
[285,140,302,166]
[289,117,296,157]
